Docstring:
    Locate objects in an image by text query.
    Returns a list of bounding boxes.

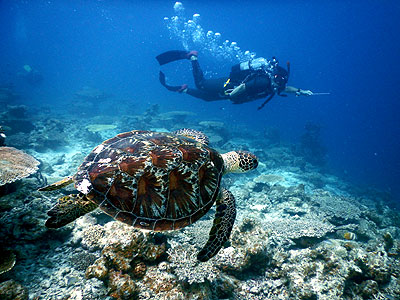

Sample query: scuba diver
[156,50,314,110]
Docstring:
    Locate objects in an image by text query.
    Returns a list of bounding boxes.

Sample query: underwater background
[1,0,399,202]
[1,1,400,299]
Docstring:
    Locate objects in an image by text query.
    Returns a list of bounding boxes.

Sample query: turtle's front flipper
[197,188,236,262]
[38,176,73,191]
[45,193,97,228]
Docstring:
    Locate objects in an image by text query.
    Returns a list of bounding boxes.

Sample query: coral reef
[0,105,35,135]
[0,147,39,186]
[157,111,196,129]
[159,110,196,123]
[297,122,327,167]
[0,85,20,105]
[0,279,28,300]
[84,222,167,299]
[263,126,280,146]
[167,240,220,284]
[86,124,117,133]
[0,106,399,300]
[263,214,335,243]
[74,86,110,101]
[28,118,70,151]
[311,191,362,224]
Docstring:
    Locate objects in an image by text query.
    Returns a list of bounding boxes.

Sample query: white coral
[81,224,106,251]
[167,240,219,284]
[264,214,335,240]
[314,194,362,221]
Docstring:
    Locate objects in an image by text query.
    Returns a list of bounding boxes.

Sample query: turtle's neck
[221,151,242,174]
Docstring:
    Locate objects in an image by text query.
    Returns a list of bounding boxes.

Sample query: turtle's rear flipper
[38,176,73,191]
[197,188,236,262]
[45,194,97,228]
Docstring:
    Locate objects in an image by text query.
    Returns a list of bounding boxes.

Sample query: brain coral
[0,147,39,185]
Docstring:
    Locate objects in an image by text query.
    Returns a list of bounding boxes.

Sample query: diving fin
[156,50,189,65]
[159,71,185,92]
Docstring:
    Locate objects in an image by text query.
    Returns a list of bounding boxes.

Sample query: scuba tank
[231,57,271,74]
[227,56,291,109]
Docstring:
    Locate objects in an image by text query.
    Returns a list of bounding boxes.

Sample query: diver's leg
[185,88,223,102]
[201,77,229,94]
[159,71,188,92]
[191,59,206,90]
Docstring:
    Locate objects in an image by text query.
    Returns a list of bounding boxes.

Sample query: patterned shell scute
[74,130,224,231]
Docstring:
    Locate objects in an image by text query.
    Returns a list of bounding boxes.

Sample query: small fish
[343,232,356,240]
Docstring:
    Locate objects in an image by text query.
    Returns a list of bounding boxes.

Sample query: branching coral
[0,280,28,300]
[70,251,98,272]
[81,224,106,251]
[167,240,220,284]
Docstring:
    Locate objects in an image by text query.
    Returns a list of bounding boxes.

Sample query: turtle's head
[221,150,258,174]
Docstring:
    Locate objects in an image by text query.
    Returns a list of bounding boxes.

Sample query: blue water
[1,0,399,203]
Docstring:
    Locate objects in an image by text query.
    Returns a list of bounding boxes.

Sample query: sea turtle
[39,129,258,261]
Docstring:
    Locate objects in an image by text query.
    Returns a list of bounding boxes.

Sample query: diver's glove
[177,84,188,93]
[295,89,313,97]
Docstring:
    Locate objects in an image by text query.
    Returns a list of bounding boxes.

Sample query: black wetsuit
[186,60,274,103]
[185,60,228,101]
[0,131,6,146]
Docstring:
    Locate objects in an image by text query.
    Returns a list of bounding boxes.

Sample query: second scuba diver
[156,50,313,110]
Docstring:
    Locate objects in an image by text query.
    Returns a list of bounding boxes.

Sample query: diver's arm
[229,74,271,104]
[285,86,313,96]
[228,83,246,100]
